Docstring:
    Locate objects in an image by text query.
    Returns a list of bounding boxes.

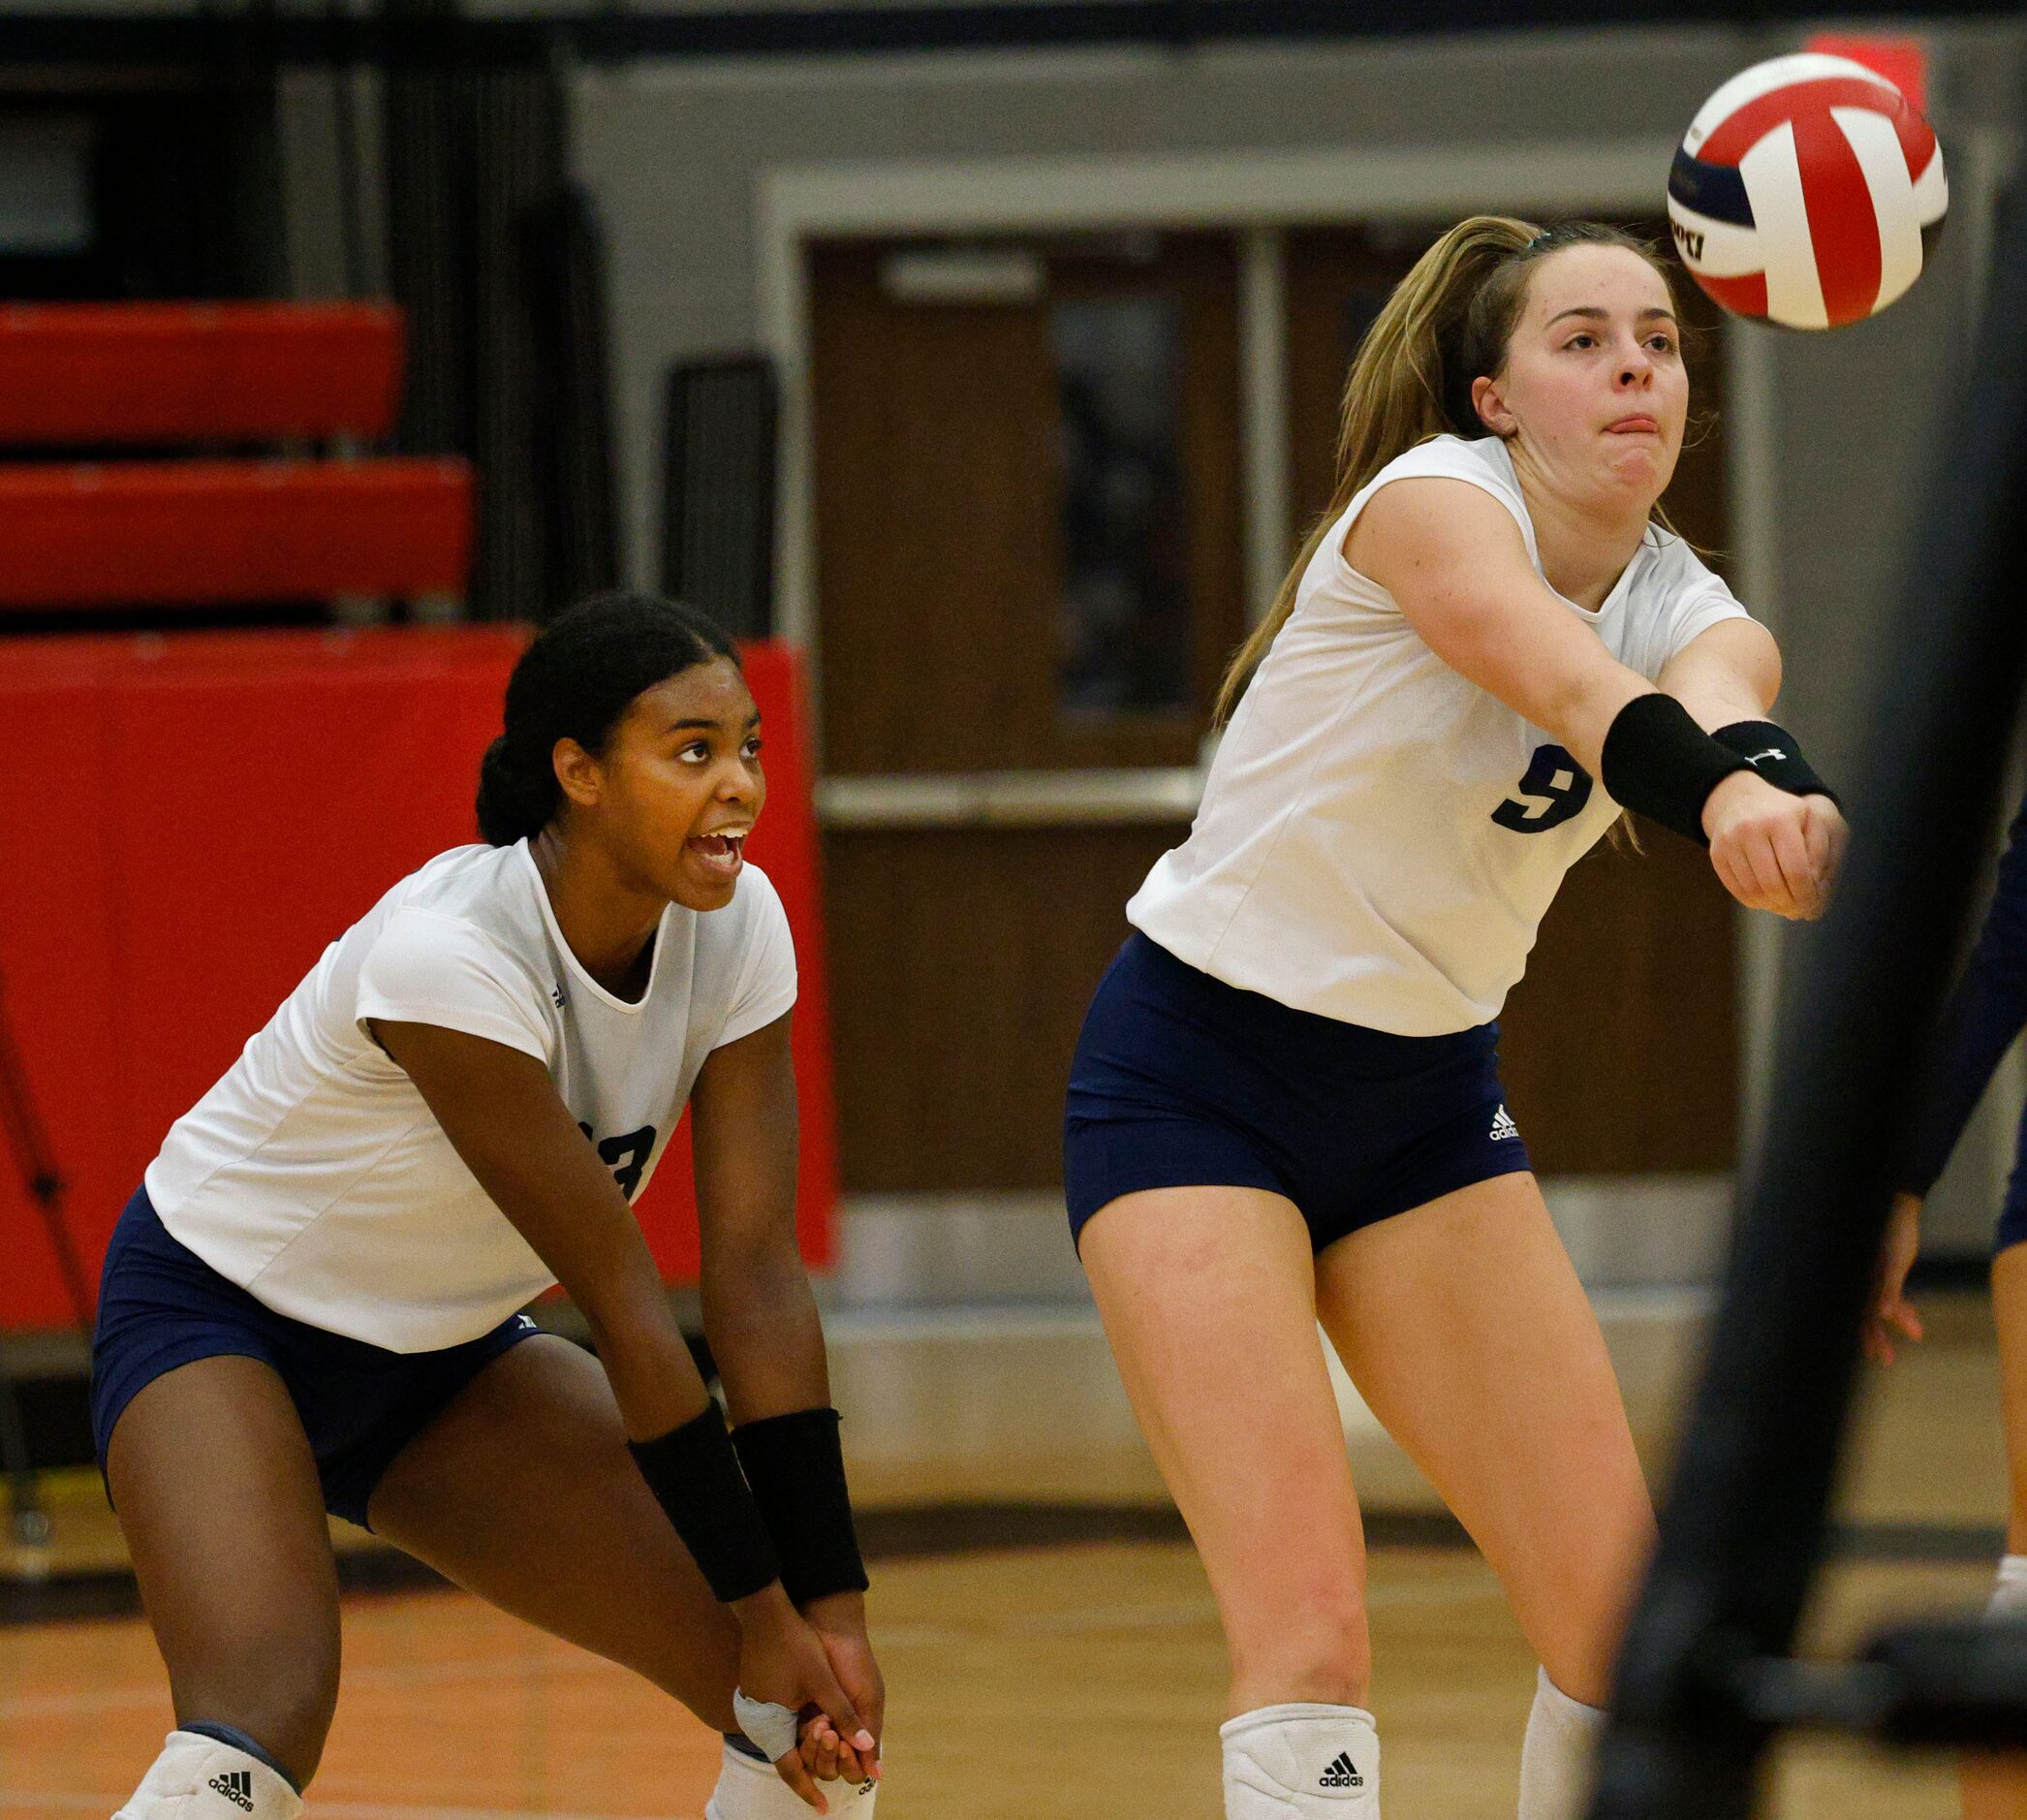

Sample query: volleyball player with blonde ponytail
[1064,217,1845,1820]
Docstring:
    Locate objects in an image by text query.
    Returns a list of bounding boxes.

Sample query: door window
[1051,291,1191,717]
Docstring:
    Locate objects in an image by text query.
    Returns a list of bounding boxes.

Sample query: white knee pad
[703,1735,878,1820]
[1220,1703,1380,1816]
[1516,1667,1607,1820]
[1988,1554,2027,1621]
[113,1731,302,1820]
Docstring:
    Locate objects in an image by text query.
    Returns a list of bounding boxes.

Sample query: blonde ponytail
[1214,215,1677,724]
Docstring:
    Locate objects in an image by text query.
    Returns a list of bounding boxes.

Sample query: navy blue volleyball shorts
[1999,1102,2027,1255]
[1064,932,1533,1253]
[92,1185,544,1529]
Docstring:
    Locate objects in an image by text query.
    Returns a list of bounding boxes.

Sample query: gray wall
[570,26,1762,580]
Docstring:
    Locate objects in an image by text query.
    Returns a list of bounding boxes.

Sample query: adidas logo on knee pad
[1319,1752,1364,1790]
[207,1771,256,1812]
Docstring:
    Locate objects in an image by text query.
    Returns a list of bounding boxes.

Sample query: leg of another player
[1313,1173,1654,1820]
[367,1334,858,1818]
[106,1356,338,1814]
[1963,1240,2027,1819]
[1080,1185,1381,1817]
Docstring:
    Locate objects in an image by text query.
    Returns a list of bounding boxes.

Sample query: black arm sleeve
[732,1407,869,1606]
[1599,693,1752,845]
[1710,720,1842,810]
[1900,787,2027,1195]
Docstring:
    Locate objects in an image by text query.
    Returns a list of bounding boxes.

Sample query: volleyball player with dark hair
[93,593,882,1820]
[1064,218,1846,1820]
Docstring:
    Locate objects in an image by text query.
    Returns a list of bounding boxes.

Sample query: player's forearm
[702,1247,832,1423]
[484,1156,716,1436]
[581,1280,719,1440]
[1533,661,1653,780]
[1901,801,2027,1191]
[1900,960,2027,1196]
[535,1188,716,1437]
[1657,619,1782,731]
[1666,674,1771,733]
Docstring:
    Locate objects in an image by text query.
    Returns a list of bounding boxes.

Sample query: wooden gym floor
[0,1288,2013,1817]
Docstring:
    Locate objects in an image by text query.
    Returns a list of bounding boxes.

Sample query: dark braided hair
[477,592,740,847]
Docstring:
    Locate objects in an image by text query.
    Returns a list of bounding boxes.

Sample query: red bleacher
[0,458,472,606]
[0,302,406,444]
[0,301,469,612]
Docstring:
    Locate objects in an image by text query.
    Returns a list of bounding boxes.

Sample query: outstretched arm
[1901,793,2027,1198]
[1655,615,1782,731]
[692,1013,884,1785]
[1657,618,1847,914]
[370,1018,872,1807]
[692,1011,827,1421]
[1351,480,1837,918]
[371,1017,715,1439]
[1347,478,1646,777]
[1866,795,2027,1365]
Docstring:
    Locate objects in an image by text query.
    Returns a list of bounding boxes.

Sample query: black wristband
[628,1404,782,1604]
[1712,720,1841,809]
[1599,693,1753,846]
[733,1407,870,1607]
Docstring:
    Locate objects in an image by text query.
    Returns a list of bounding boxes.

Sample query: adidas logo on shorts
[208,1771,256,1812]
[1489,1104,1520,1143]
[1318,1750,1364,1790]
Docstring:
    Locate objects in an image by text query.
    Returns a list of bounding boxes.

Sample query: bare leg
[1964,1243,2027,1819]
[106,1356,341,1788]
[1313,1174,1654,1707]
[366,1334,741,1731]
[1078,1186,1372,1715]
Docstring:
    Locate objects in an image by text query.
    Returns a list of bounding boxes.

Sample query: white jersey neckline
[145,839,800,1351]
[1329,435,1658,628]
[516,839,671,1018]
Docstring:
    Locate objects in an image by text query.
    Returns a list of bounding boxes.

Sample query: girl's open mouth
[686,831,748,875]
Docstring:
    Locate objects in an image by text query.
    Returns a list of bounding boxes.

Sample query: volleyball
[1667,52,1948,329]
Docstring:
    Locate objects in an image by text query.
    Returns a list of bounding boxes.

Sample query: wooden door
[1285,223,1739,1174]
[809,235,1245,1191]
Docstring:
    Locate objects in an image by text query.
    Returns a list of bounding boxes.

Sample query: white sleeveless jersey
[145,841,797,1351]
[1129,434,1751,1036]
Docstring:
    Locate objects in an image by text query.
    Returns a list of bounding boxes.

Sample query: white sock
[113,1730,302,1820]
[1516,1667,1606,1820]
[1988,1553,2027,1619]
[1220,1703,1380,1815]
[703,1736,878,1819]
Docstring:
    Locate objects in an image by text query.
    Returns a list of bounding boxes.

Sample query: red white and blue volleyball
[1668,52,1948,329]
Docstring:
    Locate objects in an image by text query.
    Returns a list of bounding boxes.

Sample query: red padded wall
[0,630,837,1332]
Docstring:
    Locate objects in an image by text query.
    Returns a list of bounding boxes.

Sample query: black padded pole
[1589,180,2027,1818]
